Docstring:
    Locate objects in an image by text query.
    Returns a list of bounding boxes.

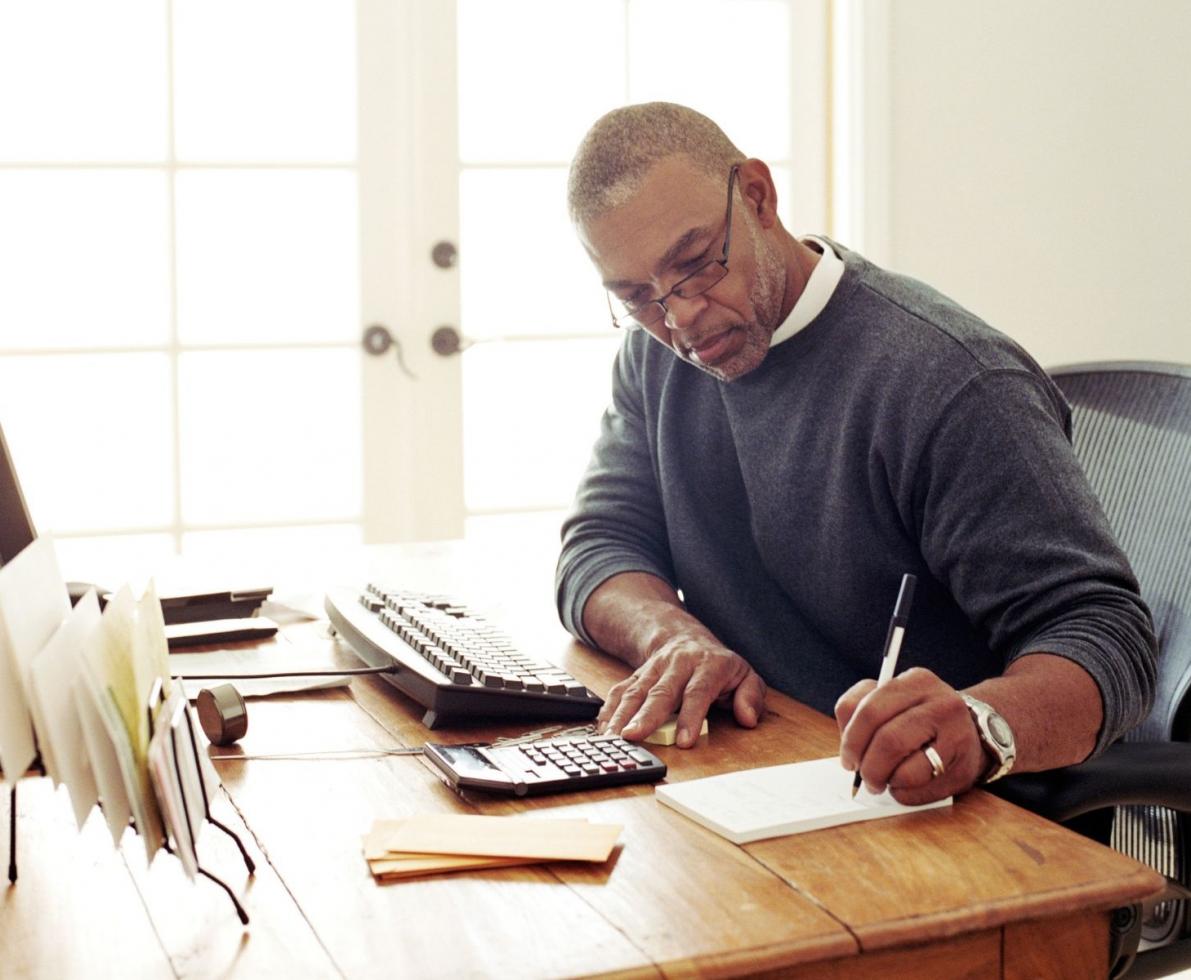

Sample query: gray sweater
[555,243,1156,754]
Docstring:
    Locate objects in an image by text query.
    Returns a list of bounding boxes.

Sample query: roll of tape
[197,683,249,746]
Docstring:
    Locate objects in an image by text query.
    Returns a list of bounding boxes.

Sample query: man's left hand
[835,667,987,804]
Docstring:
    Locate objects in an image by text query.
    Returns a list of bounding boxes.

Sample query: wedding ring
[923,744,945,779]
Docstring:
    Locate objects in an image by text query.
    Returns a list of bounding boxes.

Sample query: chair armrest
[992,742,1191,823]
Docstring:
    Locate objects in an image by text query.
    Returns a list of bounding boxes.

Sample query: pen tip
[850,784,859,799]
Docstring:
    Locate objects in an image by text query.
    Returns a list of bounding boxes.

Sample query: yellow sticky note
[645,716,709,746]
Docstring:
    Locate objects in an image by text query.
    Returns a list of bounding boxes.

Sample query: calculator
[423,732,667,797]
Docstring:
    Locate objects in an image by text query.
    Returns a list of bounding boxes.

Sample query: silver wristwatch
[960,694,1017,783]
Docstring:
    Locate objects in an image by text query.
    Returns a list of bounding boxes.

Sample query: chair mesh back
[1050,362,1191,947]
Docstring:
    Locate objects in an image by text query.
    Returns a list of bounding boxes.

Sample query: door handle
[361,324,417,379]
[430,325,466,356]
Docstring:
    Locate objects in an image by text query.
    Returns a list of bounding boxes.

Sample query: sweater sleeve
[555,338,677,648]
[910,369,1157,754]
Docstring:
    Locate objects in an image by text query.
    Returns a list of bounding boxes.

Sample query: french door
[0,0,829,580]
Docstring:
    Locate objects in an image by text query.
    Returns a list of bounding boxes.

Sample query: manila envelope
[376,814,622,863]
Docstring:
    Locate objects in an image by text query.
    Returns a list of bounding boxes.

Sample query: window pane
[0,171,171,349]
[173,0,356,162]
[0,0,167,161]
[54,534,176,589]
[628,0,791,162]
[460,169,605,338]
[182,525,362,586]
[178,350,361,524]
[0,353,173,530]
[458,0,624,163]
[463,338,620,511]
[175,170,359,344]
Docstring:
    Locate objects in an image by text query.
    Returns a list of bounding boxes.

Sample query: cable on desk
[491,723,598,747]
[208,749,422,762]
[172,665,399,681]
[209,722,604,762]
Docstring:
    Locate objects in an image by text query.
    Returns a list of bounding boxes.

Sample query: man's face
[578,156,787,381]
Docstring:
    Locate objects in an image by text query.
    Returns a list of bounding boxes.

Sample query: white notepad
[655,756,952,844]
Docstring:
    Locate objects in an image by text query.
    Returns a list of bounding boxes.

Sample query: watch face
[988,714,1013,749]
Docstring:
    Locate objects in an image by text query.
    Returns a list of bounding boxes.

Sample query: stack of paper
[0,536,215,873]
[363,814,623,881]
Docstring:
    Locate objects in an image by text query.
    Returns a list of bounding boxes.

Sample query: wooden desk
[2,539,1162,979]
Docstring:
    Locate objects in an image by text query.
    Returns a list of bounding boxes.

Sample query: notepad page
[655,756,951,844]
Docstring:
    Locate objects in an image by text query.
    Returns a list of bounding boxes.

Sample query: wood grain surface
[0,538,1165,978]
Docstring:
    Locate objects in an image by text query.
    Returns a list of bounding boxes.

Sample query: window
[0,0,832,581]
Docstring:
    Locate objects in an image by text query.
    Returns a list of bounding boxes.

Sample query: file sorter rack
[3,680,255,924]
[6,755,45,884]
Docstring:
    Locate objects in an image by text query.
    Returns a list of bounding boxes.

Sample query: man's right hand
[597,634,767,747]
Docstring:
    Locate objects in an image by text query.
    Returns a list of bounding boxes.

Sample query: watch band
[960,693,1017,783]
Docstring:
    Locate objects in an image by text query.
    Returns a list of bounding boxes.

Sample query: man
[555,102,1156,804]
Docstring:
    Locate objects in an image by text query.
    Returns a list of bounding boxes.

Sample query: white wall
[868,0,1191,368]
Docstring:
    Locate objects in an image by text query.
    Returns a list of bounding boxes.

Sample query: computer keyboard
[324,584,603,729]
[423,731,667,797]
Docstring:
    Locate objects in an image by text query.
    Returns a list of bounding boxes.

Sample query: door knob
[431,241,457,269]
[430,325,464,356]
[362,323,393,356]
[361,324,416,379]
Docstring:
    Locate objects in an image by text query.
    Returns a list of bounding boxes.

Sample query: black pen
[851,573,917,798]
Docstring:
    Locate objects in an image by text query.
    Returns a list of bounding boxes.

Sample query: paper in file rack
[0,536,253,921]
[654,756,952,845]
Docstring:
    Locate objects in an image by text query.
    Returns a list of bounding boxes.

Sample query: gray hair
[567,102,745,224]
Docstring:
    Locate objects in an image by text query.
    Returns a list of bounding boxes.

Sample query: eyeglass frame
[606,164,741,331]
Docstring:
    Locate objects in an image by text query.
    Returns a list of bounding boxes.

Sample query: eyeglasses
[607,164,740,331]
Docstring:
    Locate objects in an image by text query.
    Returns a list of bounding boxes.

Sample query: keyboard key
[335,586,604,727]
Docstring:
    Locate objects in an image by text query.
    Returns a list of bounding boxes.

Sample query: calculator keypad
[513,734,657,779]
[427,732,668,796]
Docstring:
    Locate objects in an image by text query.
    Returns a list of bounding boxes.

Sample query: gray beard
[747,218,787,334]
[672,214,789,382]
[693,220,785,381]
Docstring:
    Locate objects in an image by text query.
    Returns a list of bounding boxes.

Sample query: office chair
[993,361,1191,979]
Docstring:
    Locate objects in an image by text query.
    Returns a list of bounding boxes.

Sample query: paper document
[655,756,952,844]
[28,590,103,827]
[0,536,70,780]
[173,643,350,700]
[77,592,165,863]
[88,587,147,757]
[363,821,534,880]
[260,593,324,624]
[147,687,206,879]
[378,814,622,863]
[73,679,132,847]
[134,582,174,702]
